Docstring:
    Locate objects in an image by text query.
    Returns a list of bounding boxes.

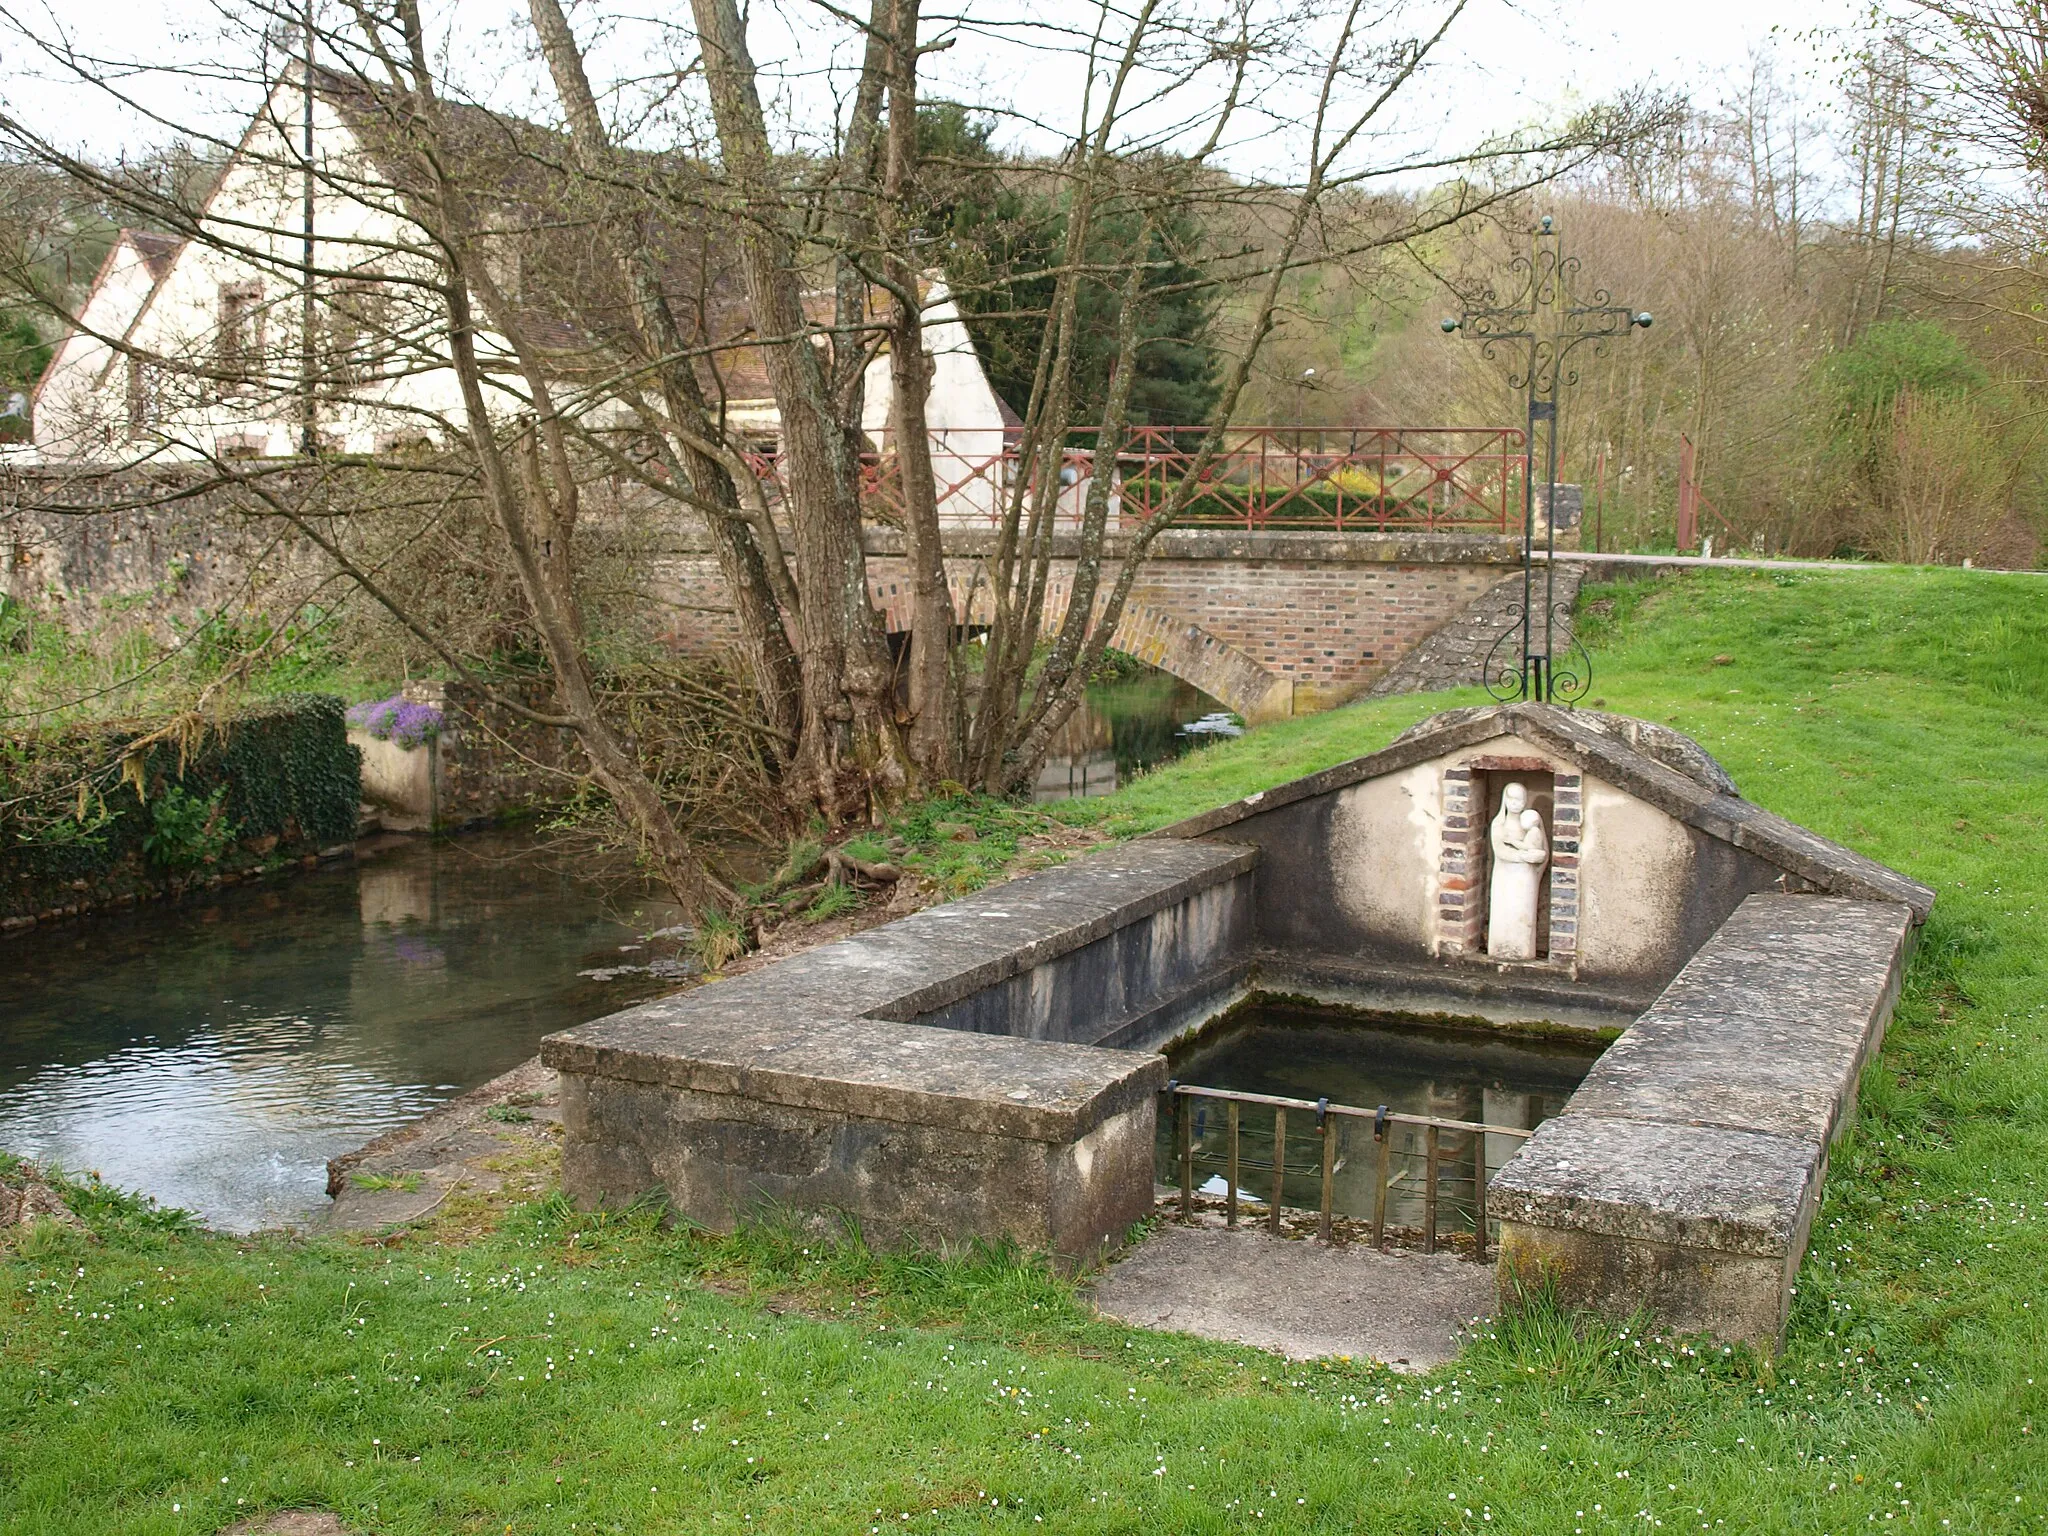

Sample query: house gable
[28,67,1021,512]
[32,230,185,457]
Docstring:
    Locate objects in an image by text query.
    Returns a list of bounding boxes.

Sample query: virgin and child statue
[1485,781,1549,960]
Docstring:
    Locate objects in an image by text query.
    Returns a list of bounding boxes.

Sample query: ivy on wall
[1,693,361,919]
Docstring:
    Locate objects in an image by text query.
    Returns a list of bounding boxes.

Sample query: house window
[322,276,388,392]
[216,281,264,389]
[124,356,156,439]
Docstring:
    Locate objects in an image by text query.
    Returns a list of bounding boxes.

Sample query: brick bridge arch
[1088,600,1290,719]
[670,529,1524,720]
[870,586,1283,716]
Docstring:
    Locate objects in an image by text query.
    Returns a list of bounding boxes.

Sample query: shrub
[142,784,238,871]
[1826,319,1988,430]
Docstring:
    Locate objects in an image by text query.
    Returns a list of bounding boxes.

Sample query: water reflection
[1034,669,1236,801]
[1158,1004,1601,1238]
[0,831,685,1230]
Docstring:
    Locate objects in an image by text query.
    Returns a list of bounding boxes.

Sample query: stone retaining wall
[352,679,577,832]
[2,692,360,930]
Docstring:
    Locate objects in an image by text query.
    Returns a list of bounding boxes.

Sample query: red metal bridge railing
[751,425,1526,533]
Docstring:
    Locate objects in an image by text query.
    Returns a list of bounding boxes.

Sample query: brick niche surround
[1436,755,1582,965]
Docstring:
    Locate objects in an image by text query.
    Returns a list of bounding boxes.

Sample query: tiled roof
[310,65,782,410]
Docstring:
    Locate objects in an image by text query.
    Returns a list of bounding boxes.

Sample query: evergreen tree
[918,105,1218,428]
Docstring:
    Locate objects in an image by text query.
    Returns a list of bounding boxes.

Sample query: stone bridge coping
[859,527,1526,563]
[540,839,1252,1142]
[1487,894,1915,1258]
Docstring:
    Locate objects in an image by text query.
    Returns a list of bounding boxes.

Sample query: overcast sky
[0,0,1864,172]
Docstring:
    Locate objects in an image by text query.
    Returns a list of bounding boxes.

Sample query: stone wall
[2,465,334,632]
[1367,563,1588,697]
[542,840,1258,1265]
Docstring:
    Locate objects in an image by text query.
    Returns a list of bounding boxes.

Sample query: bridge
[664,524,1527,720]
[682,427,1539,718]
[8,427,1545,719]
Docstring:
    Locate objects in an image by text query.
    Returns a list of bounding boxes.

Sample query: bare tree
[0,0,1658,913]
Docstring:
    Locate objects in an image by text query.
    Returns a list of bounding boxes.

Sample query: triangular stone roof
[1157,702,1934,920]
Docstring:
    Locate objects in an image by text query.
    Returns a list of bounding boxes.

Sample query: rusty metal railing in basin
[1159,1081,1537,1262]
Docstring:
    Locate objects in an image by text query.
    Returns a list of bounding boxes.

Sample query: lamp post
[1442,215,1649,704]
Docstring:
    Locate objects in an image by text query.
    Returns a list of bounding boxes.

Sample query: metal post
[1473,1127,1489,1262]
[1174,1084,1191,1219]
[1318,1099,1335,1245]
[1226,1101,1240,1229]
[299,0,317,457]
[1592,445,1608,555]
[1371,1105,1390,1250]
[1442,215,1646,704]
[1423,1124,1440,1255]
[1268,1108,1287,1234]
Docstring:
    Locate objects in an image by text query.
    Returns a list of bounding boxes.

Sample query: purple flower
[347,694,444,749]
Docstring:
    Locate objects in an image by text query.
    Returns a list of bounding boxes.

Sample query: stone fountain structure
[542,703,1931,1351]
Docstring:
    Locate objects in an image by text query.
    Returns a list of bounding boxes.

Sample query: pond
[1032,666,1238,800]
[0,830,687,1231]
[1156,1000,1604,1241]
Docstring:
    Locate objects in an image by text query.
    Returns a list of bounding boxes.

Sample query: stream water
[0,831,685,1231]
[0,665,1238,1231]
[1032,670,1235,800]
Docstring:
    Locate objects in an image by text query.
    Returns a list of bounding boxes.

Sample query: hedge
[1,693,361,922]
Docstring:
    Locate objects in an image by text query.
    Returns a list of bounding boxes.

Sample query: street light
[1442,215,1650,704]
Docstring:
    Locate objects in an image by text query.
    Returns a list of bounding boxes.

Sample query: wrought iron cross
[1442,215,1650,704]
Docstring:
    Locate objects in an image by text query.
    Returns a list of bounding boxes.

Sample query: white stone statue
[1486,781,1550,960]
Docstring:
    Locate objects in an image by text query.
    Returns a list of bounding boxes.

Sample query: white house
[29,228,182,456]
[31,66,1031,525]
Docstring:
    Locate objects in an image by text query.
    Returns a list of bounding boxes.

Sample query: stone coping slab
[1488,1115,1817,1258]
[847,841,1256,1021]
[545,1012,1166,1143]
[1560,897,1911,1144]
[542,838,1253,1140]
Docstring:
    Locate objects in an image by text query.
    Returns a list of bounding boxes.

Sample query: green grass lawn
[5,567,2047,1534]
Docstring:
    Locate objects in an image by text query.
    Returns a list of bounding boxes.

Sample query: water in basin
[1156,1000,1605,1240]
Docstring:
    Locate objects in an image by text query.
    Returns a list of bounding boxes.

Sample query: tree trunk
[527,0,802,755]
[880,0,960,778]
[383,0,736,910]
[687,0,914,821]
